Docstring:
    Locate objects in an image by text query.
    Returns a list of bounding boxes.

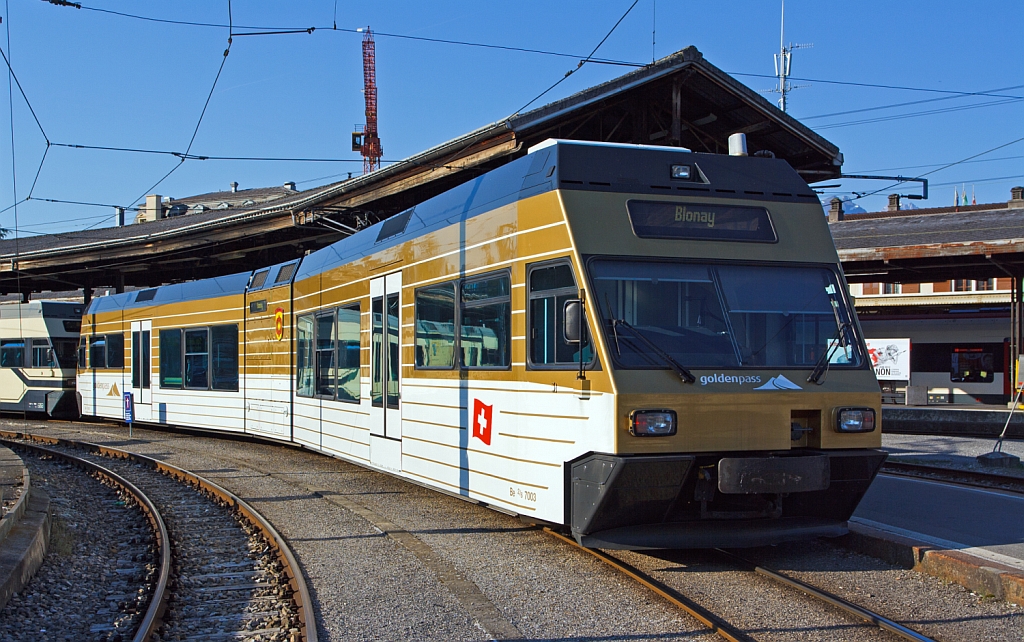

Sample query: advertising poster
[865,338,911,380]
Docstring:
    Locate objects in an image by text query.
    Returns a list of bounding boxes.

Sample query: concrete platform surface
[849,436,1024,603]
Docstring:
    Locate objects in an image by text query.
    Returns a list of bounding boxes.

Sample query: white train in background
[860,315,1011,404]
[0,301,82,416]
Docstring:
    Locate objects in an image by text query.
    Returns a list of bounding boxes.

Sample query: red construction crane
[354,26,382,174]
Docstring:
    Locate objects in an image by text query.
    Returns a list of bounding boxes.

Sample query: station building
[831,186,1024,405]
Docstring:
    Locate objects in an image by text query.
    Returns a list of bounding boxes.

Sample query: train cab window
[460,273,511,369]
[528,262,591,368]
[106,333,125,369]
[53,339,78,368]
[296,314,315,397]
[89,336,106,370]
[415,282,456,369]
[316,313,337,398]
[211,325,239,391]
[184,329,209,389]
[0,339,25,368]
[951,347,994,383]
[337,305,361,403]
[160,329,183,388]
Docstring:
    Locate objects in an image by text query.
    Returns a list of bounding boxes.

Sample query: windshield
[589,259,862,370]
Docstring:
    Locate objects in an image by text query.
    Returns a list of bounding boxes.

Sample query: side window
[32,339,55,368]
[78,337,87,369]
[211,325,238,391]
[461,273,511,368]
[336,304,361,403]
[316,313,336,398]
[184,329,209,389]
[89,336,106,370]
[1,339,25,368]
[106,333,125,368]
[415,282,456,369]
[160,329,183,388]
[296,315,315,397]
[528,261,590,368]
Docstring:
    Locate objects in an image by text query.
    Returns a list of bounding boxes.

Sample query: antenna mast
[770,0,812,112]
[359,26,382,173]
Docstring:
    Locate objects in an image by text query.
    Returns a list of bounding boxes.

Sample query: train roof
[85,271,251,315]
[297,139,818,280]
[83,140,820,315]
[0,300,85,318]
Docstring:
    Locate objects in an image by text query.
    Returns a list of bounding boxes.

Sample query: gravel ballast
[5,418,1022,640]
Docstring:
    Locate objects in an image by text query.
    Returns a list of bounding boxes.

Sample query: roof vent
[284,181,297,191]
[230,181,239,192]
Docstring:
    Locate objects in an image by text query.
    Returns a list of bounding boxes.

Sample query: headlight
[835,408,876,433]
[630,409,677,437]
[670,164,691,179]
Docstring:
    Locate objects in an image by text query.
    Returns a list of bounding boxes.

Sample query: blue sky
[1,0,1021,236]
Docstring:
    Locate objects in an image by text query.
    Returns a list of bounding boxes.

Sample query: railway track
[881,461,1024,493]
[1,431,316,642]
[544,528,936,642]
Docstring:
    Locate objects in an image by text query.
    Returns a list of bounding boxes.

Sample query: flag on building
[972,185,976,205]
[954,187,959,211]
[962,184,969,206]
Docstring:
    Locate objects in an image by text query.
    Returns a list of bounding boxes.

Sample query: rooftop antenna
[766,0,812,112]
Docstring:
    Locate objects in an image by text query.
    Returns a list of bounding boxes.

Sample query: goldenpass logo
[699,374,762,386]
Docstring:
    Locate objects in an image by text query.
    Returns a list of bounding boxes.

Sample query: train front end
[552,141,884,549]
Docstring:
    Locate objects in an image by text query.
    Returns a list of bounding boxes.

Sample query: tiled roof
[829,204,1024,250]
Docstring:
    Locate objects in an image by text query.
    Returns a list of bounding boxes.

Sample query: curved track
[545,528,937,642]
[1,430,317,642]
[3,438,171,642]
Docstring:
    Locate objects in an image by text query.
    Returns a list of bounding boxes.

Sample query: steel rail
[714,549,935,642]
[881,461,1024,493]
[0,430,319,642]
[0,437,172,642]
[543,528,752,642]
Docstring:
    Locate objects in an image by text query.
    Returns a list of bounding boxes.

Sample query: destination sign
[626,200,777,242]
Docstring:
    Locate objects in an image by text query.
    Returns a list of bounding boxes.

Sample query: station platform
[882,404,1024,438]
[849,433,1024,603]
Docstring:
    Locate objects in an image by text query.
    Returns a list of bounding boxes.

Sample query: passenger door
[130,320,152,420]
[369,272,402,470]
[244,263,297,439]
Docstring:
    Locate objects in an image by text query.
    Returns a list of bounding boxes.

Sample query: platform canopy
[831,202,1024,283]
[0,46,842,298]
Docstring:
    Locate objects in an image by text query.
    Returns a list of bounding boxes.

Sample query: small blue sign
[123,392,134,424]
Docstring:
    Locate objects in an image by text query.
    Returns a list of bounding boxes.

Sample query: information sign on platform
[124,391,134,423]
[865,338,911,380]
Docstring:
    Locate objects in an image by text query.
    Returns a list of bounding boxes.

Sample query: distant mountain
[821,196,866,215]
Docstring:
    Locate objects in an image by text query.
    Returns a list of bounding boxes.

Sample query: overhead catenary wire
[508,0,641,119]
[848,134,1024,202]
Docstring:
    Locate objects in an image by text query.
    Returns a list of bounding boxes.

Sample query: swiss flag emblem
[472,399,493,445]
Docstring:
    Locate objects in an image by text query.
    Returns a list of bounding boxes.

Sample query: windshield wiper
[808,284,855,385]
[610,318,696,384]
[807,325,842,385]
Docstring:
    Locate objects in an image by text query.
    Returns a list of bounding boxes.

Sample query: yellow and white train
[79,139,884,548]
[1,301,82,416]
